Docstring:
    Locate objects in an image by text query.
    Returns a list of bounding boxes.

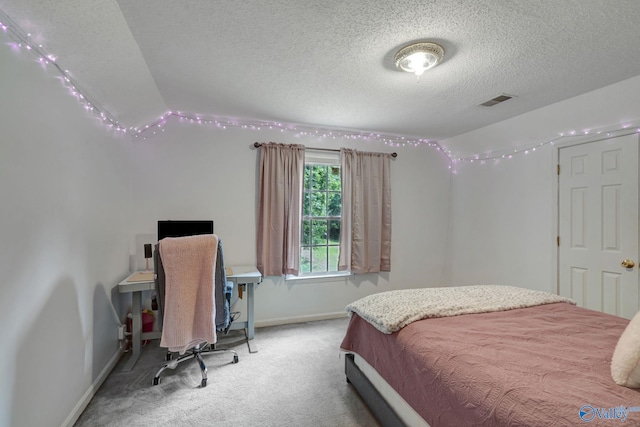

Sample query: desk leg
[123,291,142,371]
[246,282,257,353]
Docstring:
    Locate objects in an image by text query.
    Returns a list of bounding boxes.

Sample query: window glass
[327,193,341,216]
[300,160,341,275]
[300,246,311,274]
[311,192,326,217]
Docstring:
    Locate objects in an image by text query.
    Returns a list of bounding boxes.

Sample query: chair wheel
[233,355,239,364]
[165,352,172,361]
[201,378,207,387]
[153,377,160,385]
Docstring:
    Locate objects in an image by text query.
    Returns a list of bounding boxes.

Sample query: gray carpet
[74,318,380,427]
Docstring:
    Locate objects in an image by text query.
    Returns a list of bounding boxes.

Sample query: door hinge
[557,236,560,246]
[557,165,560,175]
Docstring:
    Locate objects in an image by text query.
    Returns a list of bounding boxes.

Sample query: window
[300,158,342,275]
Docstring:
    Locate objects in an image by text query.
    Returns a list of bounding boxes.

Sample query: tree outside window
[301,164,341,274]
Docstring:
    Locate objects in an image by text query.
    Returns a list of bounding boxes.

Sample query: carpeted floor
[74,317,380,427]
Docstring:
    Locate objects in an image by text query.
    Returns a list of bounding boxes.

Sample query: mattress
[341,302,640,426]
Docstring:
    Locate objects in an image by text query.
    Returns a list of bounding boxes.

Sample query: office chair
[152,234,238,387]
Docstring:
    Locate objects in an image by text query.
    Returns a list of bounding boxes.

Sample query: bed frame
[344,353,407,427]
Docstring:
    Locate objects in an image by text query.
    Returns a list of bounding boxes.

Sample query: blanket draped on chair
[159,234,218,354]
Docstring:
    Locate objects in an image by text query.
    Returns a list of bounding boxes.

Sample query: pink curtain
[339,148,392,274]
[257,142,305,276]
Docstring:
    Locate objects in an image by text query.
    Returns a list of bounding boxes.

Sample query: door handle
[621,259,635,269]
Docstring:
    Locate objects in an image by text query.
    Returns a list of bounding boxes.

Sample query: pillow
[611,311,640,388]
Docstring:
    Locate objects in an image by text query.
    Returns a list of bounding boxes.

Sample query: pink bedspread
[340,303,640,426]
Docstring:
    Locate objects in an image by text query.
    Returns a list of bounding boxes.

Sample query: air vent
[479,94,514,107]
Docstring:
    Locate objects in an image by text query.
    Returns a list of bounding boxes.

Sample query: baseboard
[61,344,124,427]
[255,311,348,328]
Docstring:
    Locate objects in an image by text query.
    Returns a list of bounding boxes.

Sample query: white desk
[118,272,158,371]
[226,266,262,353]
[118,267,262,371]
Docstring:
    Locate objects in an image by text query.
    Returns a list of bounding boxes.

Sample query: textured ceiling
[2,0,640,147]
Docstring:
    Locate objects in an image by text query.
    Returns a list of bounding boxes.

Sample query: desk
[118,267,262,371]
[226,266,263,354]
[118,272,160,371]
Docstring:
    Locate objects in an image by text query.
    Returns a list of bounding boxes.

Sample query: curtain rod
[253,142,397,158]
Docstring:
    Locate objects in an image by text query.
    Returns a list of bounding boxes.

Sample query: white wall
[0,35,133,426]
[126,123,453,325]
[444,75,640,293]
[447,147,556,292]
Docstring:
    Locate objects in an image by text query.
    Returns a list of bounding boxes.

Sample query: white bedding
[346,285,575,334]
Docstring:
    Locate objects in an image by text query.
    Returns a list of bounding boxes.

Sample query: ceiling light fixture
[394,42,444,82]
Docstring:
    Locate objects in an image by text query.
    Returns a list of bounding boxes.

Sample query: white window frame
[285,151,351,281]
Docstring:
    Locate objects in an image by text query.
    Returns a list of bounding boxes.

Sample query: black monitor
[157,220,214,241]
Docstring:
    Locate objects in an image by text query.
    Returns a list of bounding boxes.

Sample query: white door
[558,133,639,319]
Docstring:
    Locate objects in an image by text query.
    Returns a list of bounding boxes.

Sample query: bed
[340,285,640,426]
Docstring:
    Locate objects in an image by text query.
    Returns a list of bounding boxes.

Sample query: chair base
[152,343,238,387]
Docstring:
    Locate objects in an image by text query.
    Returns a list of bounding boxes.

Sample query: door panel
[558,133,639,319]
[570,187,586,248]
[602,184,620,251]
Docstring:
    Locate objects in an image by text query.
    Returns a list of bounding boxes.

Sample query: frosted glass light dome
[394,42,444,81]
